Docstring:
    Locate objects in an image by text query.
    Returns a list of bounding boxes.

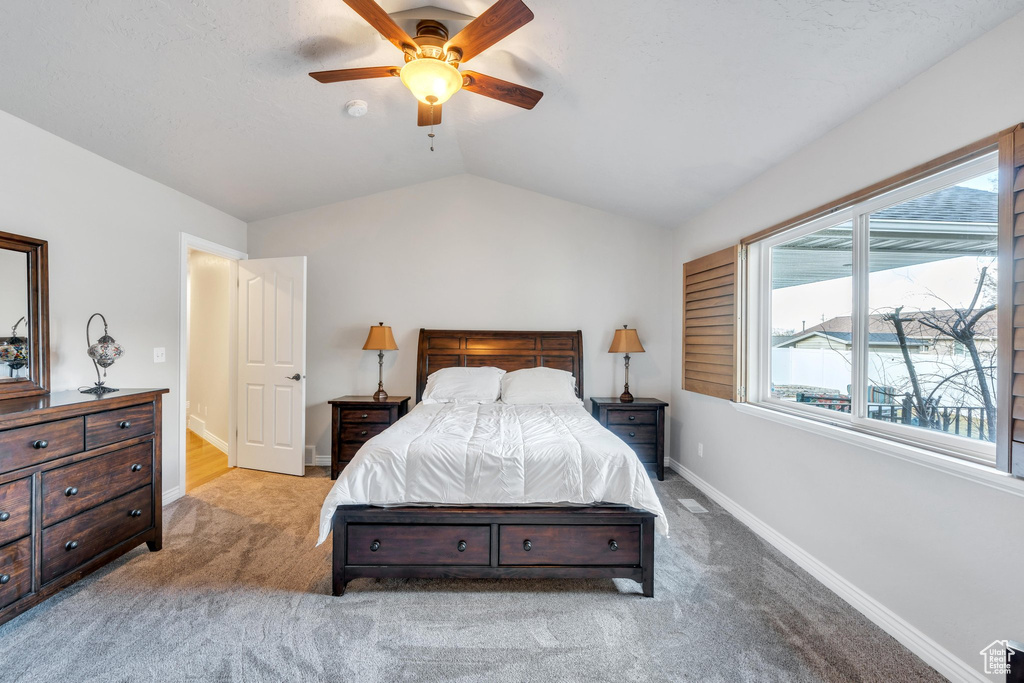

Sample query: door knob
[286,373,302,381]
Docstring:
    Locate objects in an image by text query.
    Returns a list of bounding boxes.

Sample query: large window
[751,153,1001,465]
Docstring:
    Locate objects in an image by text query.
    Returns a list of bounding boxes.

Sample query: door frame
[178,233,248,497]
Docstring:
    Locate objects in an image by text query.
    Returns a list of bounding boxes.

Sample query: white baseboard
[188,417,228,455]
[163,486,182,506]
[304,445,332,467]
[187,415,205,434]
[204,432,228,455]
[666,456,984,683]
[314,454,331,466]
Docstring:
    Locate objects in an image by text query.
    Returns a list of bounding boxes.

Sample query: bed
[320,329,665,597]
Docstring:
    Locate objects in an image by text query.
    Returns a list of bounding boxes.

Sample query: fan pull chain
[428,103,436,152]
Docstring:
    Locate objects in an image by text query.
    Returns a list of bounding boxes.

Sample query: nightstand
[328,395,410,479]
[590,397,668,480]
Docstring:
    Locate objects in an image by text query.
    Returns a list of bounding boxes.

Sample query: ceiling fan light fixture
[399,58,463,105]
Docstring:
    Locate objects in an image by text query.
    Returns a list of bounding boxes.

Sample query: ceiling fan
[309,0,543,128]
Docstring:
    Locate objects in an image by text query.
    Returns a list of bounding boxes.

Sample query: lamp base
[619,388,634,403]
[80,384,119,395]
[373,388,389,402]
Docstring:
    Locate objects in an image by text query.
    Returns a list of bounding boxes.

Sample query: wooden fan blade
[309,66,399,83]
[461,71,543,109]
[445,0,533,63]
[342,0,419,53]
[417,102,442,127]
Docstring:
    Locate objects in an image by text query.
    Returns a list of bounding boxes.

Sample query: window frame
[747,152,1002,468]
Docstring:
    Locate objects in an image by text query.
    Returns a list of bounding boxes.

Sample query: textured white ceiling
[1,1,1021,226]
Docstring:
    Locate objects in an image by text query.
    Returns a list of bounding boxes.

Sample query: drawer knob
[0,574,9,585]
[65,487,79,497]
[457,540,467,552]
[32,439,48,449]
[0,512,9,522]
[119,420,132,429]
[131,464,143,472]
[361,414,368,419]
[65,540,79,551]
[628,431,635,437]
[609,540,618,551]
[628,415,636,421]
[360,430,368,436]
[523,539,532,552]
[129,509,143,518]
[369,539,381,552]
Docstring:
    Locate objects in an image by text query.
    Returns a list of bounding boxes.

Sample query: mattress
[316,402,668,544]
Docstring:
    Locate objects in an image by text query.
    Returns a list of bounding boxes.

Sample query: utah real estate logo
[980,640,1016,676]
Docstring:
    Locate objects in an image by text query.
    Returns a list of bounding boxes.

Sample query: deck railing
[793,393,993,442]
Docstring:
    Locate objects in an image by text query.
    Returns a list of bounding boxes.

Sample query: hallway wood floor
[186,430,229,492]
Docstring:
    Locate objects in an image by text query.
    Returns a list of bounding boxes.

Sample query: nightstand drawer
[606,410,657,425]
[627,443,657,463]
[341,423,390,443]
[339,443,361,461]
[608,424,656,444]
[339,408,392,424]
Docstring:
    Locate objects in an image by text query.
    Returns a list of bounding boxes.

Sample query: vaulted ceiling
[1,1,1021,226]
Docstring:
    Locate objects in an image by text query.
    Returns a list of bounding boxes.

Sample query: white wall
[187,249,231,448]
[671,11,1024,679]
[248,174,673,460]
[0,109,247,497]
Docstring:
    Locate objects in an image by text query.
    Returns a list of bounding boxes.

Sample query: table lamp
[363,322,398,401]
[608,324,645,403]
[81,313,124,394]
[0,316,28,376]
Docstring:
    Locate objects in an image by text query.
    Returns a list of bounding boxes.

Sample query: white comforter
[316,402,668,544]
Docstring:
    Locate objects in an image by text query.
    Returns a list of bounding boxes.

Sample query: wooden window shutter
[1005,124,1024,476]
[682,245,743,401]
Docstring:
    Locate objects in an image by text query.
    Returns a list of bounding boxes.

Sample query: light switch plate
[153,347,166,363]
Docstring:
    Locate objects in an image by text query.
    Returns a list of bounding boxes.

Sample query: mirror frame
[0,231,49,399]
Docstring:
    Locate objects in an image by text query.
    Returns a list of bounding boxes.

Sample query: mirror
[0,231,49,399]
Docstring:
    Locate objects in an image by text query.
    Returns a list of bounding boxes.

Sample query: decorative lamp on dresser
[0,230,167,627]
[328,395,410,479]
[590,397,669,480]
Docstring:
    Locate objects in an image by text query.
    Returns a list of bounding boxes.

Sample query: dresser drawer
[498,524,640,566]
[0,478,32,547]
[0,537,33,610]
[339,408,392,424]
[85,404,155,450]
[41,485,153,584]
[347,524,491,566]
[0,417,84,472]
[606,410,657,425]
[340,423,390,444]
[41,442,153,526]
[607,424,657,444]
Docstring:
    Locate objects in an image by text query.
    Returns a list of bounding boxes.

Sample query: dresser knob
[65,487,79,497]
[457,540,467,552]
[523,539,532,552]
[65,540,79,551]
[119,420,132,429]
[370,540,381,552]
[628,431,635,437]
[609,540,618,551]
[0,512,9,522]
[361,414,368,419]
[628,415,636,421]
[0,574,9,585]
[129,509,143,518]
[32,439,48,449]
[131,464,143,472]
[360,430,367,436]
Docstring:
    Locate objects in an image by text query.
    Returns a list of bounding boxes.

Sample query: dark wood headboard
[416,329,584,403]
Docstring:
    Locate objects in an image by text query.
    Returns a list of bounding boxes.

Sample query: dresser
[590,397,668,481]
[0,388,167,626]
[328,395,410,479]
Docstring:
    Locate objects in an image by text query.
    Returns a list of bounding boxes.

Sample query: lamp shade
[608,326,645,354]
[363,323,398,351]
[400,58,463,105]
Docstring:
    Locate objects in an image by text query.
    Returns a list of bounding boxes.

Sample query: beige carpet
[0,467,941,682]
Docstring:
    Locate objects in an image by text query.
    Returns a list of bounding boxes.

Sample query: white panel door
[237,256,306,475]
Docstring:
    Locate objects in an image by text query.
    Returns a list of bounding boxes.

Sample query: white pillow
[421,366,505,404]
[500,367,580,405]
